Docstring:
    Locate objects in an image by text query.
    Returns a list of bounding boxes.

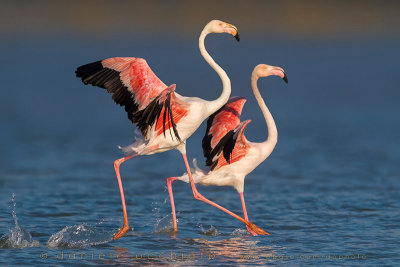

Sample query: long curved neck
[199,30,231,116]
[251,74,277,154]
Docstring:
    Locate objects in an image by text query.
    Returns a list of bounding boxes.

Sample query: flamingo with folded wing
[167,64,288,235]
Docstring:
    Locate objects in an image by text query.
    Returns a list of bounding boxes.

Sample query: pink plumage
[208,96,246,149]
[167,64,288,236]
[102,57,167,110]
[202,96,251,171]
[74,20,258,240]
[213,119,251,171]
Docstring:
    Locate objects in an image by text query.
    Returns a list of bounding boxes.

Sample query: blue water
[0,35,399,266]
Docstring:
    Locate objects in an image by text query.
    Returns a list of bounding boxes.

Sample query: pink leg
[240,192,258,236]
[166,177,178,232]
[112,154,137,240]
[181,153,270,235]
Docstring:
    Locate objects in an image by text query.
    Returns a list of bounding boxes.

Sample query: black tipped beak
[282,74,288,84]
[234,32,240,42]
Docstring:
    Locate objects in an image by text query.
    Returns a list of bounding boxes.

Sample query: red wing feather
[130,84,188,141]
[202,97,247,167]
[207,97,246,148]
[213,120,251,170]
[154,92,189,139]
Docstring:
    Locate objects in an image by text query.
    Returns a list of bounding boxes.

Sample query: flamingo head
[253,64,288,83]
[205,20,240,42]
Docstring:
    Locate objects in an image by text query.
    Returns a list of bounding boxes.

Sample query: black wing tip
[283,74,288,84]
[203,129,236,170]
[75,59,141,124]
[75,60,103,78]
[221,130,236,164]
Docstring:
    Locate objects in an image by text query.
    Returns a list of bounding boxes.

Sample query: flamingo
[75,20,267,240]
[167,64,288,235]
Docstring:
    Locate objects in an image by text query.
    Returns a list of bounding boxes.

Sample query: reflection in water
[109,246,182,266]
[188,237,280,265]
[101,237,281,266]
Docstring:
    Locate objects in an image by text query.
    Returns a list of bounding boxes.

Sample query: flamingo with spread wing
[76,20,268,240]
[167,64,288,235]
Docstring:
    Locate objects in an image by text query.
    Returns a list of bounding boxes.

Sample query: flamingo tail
[178,158,207,184]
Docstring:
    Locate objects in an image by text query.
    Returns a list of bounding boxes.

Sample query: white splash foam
[0,193,40,248]
[47,223,113,248]
[153,214,176,233]
[199,224,219,236]
[231,228,249,236]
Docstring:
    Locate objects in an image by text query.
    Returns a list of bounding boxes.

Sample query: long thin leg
[167,177,178,232]
[112,154,138,240]
[239,192,257,236]
[181,153,270,235]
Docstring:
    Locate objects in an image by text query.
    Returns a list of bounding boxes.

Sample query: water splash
[47,221,114,248]
[151,199,176,233]
[0,193,40,248]
[199,224,219,236]
[153,214,175,233]
[231,228,250,236]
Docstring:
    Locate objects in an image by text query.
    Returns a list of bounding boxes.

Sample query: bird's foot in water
[246,226,258,236]
[245,221,270,235]
[113,224,130,240]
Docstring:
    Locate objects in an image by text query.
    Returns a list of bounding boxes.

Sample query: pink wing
[102,58,167,110]
[76,57,187,141]
[211,120,251,171]
[202,96,246,168]
[76,57,167,111]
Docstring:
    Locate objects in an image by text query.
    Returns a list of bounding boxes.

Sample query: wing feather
[76,58,187,141]
[202,97,247,168]
[206,120,251,170]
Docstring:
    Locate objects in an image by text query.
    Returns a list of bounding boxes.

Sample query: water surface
[0,35,399,266]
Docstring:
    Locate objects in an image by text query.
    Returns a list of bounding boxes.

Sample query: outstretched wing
[76,57,167,113]
[76,57,187,141]
[205,120,251,171]
[202,96,246,165]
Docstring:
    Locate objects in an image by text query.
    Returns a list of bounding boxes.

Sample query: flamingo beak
[234,32,240,42]
[283,73,288,83]
[223,24,240,42]
[272,67,288,83]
